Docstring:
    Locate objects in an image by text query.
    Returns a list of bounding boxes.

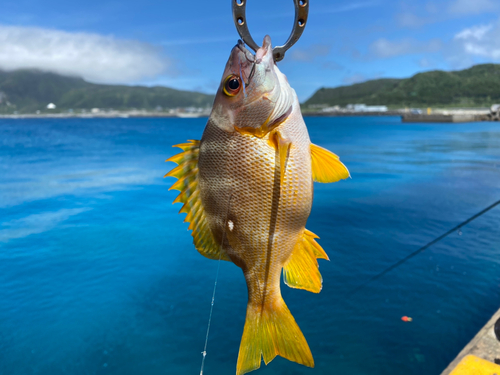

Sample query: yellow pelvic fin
[283,229,329,294]
[236,297,314,375]
[310,143,350,183]
[165,140,229,261]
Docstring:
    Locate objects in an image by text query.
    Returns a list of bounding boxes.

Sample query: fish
[166,35,349,375]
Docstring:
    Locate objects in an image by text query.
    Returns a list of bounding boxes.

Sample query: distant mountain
[0,70,214,113]
[304,64,500,108]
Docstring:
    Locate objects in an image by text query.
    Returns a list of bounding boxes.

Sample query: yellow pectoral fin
[310,143,350,183]
[269,131,291,187]
[165,140,229,261]
[283,229,329,294]
[277,133,291,187]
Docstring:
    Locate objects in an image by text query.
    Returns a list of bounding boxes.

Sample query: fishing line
[348,198,500,297]
[238,55,246,97]
[199,194,232,375]
[199,248,222,375]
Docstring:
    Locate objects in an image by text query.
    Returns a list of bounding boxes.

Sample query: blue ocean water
[0,116,499,375]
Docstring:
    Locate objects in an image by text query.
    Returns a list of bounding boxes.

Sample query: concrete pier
[402,114,486,123]
[441,309,500,375]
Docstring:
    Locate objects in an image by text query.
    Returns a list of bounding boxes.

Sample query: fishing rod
[348,198,500,296]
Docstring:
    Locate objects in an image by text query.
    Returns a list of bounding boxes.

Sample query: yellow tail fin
[236,297,314,375]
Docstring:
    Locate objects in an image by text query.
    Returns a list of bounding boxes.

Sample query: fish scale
[199,111,312,294]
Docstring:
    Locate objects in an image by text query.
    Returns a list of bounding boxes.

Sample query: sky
[1,0,500,101]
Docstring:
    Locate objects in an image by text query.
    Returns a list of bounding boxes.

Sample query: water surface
[0,117,499,375]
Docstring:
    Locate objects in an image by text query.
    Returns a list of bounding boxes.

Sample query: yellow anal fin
[310,143,350,183]
[236,297,314,375]
[283,229,329,293]
[304,229,328,259]
[165,140,229,261]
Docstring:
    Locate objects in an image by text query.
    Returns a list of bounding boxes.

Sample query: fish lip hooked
[236,40,256,63]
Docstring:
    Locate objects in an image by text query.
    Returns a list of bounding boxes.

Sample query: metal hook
[232,0,309,62]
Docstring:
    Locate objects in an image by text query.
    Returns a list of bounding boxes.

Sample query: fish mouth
[236,40,256,63]
[236,36,272,63]
[229,40,258,88]
[230,36,274,95]
[230,36,292,138]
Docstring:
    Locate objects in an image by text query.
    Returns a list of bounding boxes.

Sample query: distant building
[347,104,388,112]
[47,103,56,109]
[91,108,100,113]
[322,105,341,112]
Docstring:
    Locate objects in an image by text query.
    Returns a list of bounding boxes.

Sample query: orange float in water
[401,316,413,322]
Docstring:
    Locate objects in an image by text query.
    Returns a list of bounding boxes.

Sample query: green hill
[304,64,500,108]
[0,70,214,114]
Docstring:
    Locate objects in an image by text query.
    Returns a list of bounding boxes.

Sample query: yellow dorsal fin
[310,143,350,183]
[283,229,329,294]
[166,140,229,261]
[236,296,314,375]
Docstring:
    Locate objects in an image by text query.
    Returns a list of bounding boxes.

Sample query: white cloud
[276,1,377,17]
[369,38,442,58]
[160,35,239,46]
[395,13,430,28]
[453,21,500,60]
[393,2,440,29]
[0,208,90,243]
[319,1,379,14]
[455,24,493,41]
[290,44,331,62]
[395,0,497,30]
[418,58,433,68]
[448,0,499,14]
[425,3,439,14]
[0,25,170,83]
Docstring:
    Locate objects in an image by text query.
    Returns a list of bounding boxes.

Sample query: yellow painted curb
[449,355,500,375]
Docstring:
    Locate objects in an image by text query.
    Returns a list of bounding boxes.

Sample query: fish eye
[223,75,242,97]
